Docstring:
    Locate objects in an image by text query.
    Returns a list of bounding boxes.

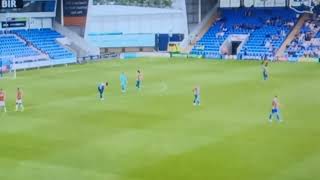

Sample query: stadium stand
[0,34,40,59]
[314,4,320,15]
[191,8,298,60]
[284,19,320,61]
[13,29,75,60]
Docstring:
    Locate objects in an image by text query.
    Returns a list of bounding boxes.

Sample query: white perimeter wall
[243,0,286,7]
[0,17,52,30]
[29,18,52,29]
[84,0,188,47]
[85,13,186,34]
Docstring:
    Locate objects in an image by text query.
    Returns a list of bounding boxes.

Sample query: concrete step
[53,22,100,57]
[276,13,311,57]
[180,4,219,53]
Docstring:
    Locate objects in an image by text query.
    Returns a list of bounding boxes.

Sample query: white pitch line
[159,82,168,93]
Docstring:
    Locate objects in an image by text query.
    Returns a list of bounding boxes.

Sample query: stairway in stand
[276,13,310,58]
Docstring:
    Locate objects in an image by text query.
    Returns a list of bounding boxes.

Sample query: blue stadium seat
[13,29,75,60]
[0,34,40,58]
[191,8,298,60]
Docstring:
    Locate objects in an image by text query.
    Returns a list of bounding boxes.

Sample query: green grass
[0,58,320,180]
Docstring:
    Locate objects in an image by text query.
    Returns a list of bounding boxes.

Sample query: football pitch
[1,58,320,180]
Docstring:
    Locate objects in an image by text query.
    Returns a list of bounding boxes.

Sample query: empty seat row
[13,29,75,60]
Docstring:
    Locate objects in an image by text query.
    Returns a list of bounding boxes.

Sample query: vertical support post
[198,0,201,24]
[61,0,64,26]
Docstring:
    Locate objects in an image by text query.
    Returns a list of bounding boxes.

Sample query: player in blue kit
[269,96,281,122]
[98,82,108,100]
[262,60,269,81]
[120,72,128,93]
[193,86,201,106]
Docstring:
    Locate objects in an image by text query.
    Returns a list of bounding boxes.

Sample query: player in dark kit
[262,60,269,81]
[98,82,108,100]
[193,86,201,106]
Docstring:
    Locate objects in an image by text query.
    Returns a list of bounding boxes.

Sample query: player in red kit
[16,88,24,112]
[0,88,7,112]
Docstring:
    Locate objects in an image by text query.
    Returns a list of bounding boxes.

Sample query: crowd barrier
[13,58,77,70]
